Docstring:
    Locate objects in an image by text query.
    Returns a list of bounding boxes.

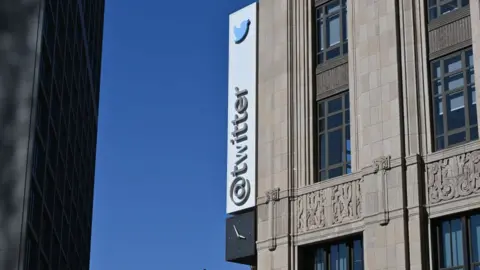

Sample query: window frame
[427,0,469,22]
[314,0,348,67]
[432,211,480,270]
[429,47,477,151]
[302,235,363,270]
[315,91,351,182]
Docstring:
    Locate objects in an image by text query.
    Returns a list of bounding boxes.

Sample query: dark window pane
[320,170,326,181]
[469,85,477,125]
[444,54,462,73]
[433,80,443,95]
[440,0,459,14]
[446,91,465,131]
[344,93,349,108]
[318,53,324,65]
[429,7,438,20]
[471,214,480,262]
[451,219,464,266]
[448,131,466,146]
[445,73,465,91]
[326,1,340,14]
[353,240,363,270]
[328,129,343,165]
[342,9,347,41]
[436,137,445,150]
[461,0,469,6]
[346,125,351,162]
[432,61,441,78]
[318,21,324,52]
[441,220,452,268]
[471,127,479,141]
[319,102,325,117]
[326,47,341,60]
[428,0,436,7]
[331,244,339,270]
[343,43,348,55]
[319,119,325,133]
[434,96,444,135]
[466,49,474,67]
[338,243,348,270]
[328,167,343,178]
[328,113,343,129]
[327,14,340,47]
[468,68,475,85]
[345,110,350,124]
[315,248,325,270]
[328,97,343,113]
[319,134,326,169]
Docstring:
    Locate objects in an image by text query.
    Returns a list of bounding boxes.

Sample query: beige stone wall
[255,0,480,270]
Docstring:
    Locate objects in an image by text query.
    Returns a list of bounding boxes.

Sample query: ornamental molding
[427,150,480,204]
[296,178,363,233]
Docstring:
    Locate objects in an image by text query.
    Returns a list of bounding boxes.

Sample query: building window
[317,92,351,182]
[432,212,480,270]
[431,48,477,151]
[303,237,363,270]
[315,0,348,66]
[428,0,469,21]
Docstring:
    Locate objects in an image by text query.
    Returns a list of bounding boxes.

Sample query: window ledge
[297,171,361,197]
[428,6,470,31]
[423,139,480,164]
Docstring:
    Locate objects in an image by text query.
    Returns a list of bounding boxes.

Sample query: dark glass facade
[25,1,105,269]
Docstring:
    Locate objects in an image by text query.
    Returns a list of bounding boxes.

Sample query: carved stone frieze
[427,150,480,204]
[332,182,354,224]
[296,179,363,233]
[306,190,326,230]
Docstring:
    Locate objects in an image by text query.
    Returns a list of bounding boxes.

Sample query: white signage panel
[226,2,257,214]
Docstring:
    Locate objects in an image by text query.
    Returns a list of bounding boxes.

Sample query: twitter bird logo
[233,19,251,44]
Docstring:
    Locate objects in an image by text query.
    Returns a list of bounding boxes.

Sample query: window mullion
[462,216,469,270]
[436,225,441,270]
[462,52,471,141]
[441,59,448,148]
[342,95,346,174]
[339,5,344,55]
[326,247,329,270]
[449,220,455,269]
[322,7,327,63]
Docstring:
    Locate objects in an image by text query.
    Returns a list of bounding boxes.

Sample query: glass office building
[0,1,105,269]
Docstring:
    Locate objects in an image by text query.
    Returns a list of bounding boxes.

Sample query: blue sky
[89,0,255,269]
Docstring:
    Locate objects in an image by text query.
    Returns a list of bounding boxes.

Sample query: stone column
[470,0,480,116]
[256,0,291,269]
[350,0,409,269]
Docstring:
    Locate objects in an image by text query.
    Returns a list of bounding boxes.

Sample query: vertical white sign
[226,2,257,214]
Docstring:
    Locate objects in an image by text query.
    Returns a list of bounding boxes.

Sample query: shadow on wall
[0,0,41,269]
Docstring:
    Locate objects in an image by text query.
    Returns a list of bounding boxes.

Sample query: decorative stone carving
[296,179,362,233]
[332,183,353,224]
[356,178,363,217]
[374,156,391,173]
[265,188,280,251]
[427,151,480,204]
[306,190,326,230]
[297,196,305,232]
[373,156,391,226]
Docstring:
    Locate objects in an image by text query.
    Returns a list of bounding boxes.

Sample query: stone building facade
[255,0,480,269]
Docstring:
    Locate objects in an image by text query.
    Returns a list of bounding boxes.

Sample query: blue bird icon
[233,19,251,44]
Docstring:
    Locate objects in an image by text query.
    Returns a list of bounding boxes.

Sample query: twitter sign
[226,2,257,215]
